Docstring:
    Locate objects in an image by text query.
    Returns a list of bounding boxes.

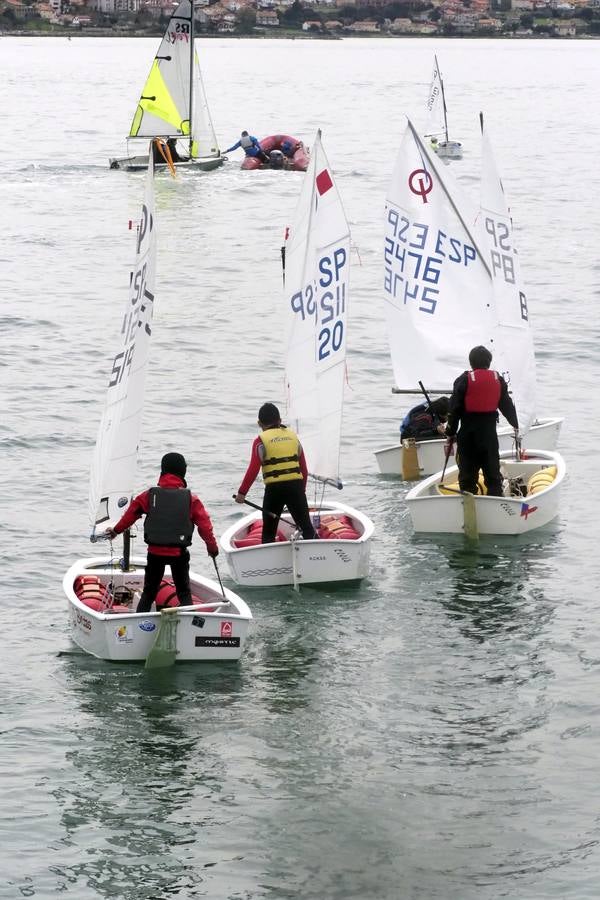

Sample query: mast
[188,0,195,157]
[436,55,449,143]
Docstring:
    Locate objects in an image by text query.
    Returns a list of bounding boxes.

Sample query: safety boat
[221,130,374,588]
[109,0,223,173]
[376,116,562,479]
[405,449,565,537]
[240,134,309,172]
[64,151,251,663]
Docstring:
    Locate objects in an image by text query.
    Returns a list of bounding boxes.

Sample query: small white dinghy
[405,449,565,537]
[109,0,223,173]
[64,151,251,663]
[424,55,462,161]
[378,117,562,479]
[220,130,374,588]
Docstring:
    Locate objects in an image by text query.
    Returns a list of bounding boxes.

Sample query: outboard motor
[269,150,285,169]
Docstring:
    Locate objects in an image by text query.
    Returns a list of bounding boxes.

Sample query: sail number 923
[289,247,348,361]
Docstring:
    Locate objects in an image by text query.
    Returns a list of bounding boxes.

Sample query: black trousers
[262,480,317,543]
[137,550,193,613]
[456,421,503,497]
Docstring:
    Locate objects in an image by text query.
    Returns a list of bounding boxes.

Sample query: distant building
[256,8,278,23]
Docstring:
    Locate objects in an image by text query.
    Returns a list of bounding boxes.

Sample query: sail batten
[284,132,350,484]
[89,154,157,533]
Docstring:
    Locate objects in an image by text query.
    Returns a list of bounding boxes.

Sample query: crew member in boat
[281,139,301,158]
[234,403,317,542]
[444,346,519,497]
[400,397,449,441]
[152,138,186,164]
[224,131,270,164]
[105,452,219,612]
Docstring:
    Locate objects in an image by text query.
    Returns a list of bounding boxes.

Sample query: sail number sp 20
[289,247,348,361]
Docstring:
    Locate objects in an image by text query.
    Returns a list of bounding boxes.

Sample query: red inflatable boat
[240,134,310,172]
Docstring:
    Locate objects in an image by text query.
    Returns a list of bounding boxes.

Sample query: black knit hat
[160,452,187,479]
[469,345,493,369]
[258,403,281,426]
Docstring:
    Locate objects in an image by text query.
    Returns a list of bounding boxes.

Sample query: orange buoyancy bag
[318,514,361,540]
[464,369,501,413]
[233,518,287,547]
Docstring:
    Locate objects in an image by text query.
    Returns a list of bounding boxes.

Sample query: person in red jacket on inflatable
[105,452,219,613]
[444,346,519,497]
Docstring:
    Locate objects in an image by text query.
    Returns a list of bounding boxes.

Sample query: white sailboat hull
[374,417,563,478]
[220,502,374,587]
[63,557,252,662]
[405,450,565,536]
[433,140,463,160]
[109,154,224,172]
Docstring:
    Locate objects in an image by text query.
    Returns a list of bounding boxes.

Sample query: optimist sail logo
[408,169,433,204]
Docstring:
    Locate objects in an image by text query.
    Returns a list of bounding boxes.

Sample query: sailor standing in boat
[225,130,270,164]
[235,403,317,543]
[444,346,519,497]
[105,453,219,612]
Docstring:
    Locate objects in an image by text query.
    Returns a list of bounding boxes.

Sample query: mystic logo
[220,621,233,638]
[138,621,156,633]
[408,169,433,204]
[520,503,538,519]
[195,636,240,648]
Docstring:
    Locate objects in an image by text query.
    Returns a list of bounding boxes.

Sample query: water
[1,35,600,899]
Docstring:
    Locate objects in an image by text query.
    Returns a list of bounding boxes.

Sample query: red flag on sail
[316,169,333,196]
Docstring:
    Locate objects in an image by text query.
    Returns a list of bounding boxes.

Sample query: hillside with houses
[2,0,600,38]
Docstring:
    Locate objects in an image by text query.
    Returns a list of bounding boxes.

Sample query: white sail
[383,119,493,393]
[424,55,448,142]
[284,131,350,484]
[89,156,157,533]
[478,117,537,434]
[190,51,220,159]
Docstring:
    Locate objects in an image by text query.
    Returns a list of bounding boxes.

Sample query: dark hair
[241,130,248,136]
[160,452,187,479]
[430,396,449,418]
[258,402,281,426]
[469,345,492,369]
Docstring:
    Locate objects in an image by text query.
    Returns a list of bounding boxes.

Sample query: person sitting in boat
[281,138,301,158]
[225,131,270,164]
[400,396,449,442]
[104,452,219,613]
[444,346,519,497]
[234,402,317,543]
[152,138,187,164]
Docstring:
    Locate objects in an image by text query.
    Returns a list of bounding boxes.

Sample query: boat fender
[527,466,557,496]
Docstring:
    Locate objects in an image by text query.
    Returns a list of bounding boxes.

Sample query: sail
[89,155,157,534]
[129,0,194,141]
[190,51,220,158]
[478,117,537,433]
[284,131,350,484]
[424,55,448,142]
[383,119,494,393]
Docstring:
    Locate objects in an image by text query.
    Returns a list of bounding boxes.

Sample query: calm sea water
[1,35,600,900]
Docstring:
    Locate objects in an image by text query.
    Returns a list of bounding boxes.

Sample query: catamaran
[375,118,562,479]
[109,0,223,173]
[220,131,374,588]
[424,55,463,162]
[63,149,251,663]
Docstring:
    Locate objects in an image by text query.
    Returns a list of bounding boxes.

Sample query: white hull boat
[424,56,463,162]
[378,117,563,476]
[109,0,223,173]
[64,557,252,662]
[221,502,374,588]
[374,417,563,477]
[405,449,565,536]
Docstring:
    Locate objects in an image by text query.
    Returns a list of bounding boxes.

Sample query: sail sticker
[220,621,233,638]
[408,169,433,204]
[520,503,538,519]
[316,169,333,195]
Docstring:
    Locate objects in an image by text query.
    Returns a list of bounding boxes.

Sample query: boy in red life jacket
[234,402,317,543]
[105,452,219,613]
[444,346,519,496]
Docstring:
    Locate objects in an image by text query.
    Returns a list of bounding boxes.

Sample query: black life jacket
[144,487,194,547]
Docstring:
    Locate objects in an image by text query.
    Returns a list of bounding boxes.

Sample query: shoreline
[1,28,599,40]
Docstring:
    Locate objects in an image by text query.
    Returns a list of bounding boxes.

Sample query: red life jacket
[464,369,501,413]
